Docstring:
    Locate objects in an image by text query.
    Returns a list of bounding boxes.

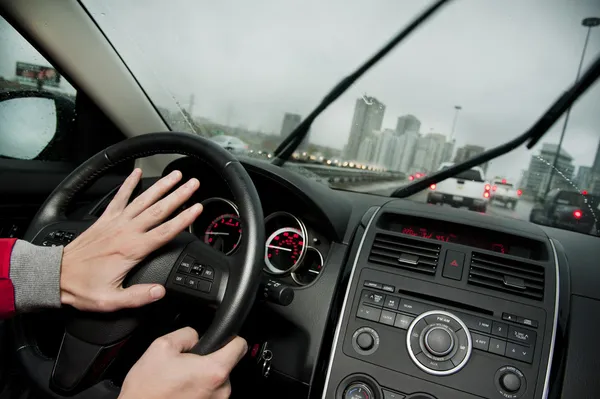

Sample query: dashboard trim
[320,206,381,399]
[543,239,560,399]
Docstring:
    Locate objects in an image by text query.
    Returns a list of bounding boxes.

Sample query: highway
[351,180,535,222]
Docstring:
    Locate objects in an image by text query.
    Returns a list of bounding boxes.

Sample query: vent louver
[368,233,441,275]
[468,252,544,300]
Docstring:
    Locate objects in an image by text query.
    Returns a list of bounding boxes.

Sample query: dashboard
[147,156,599,399]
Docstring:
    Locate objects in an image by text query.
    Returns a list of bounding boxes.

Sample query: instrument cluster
[190,197,327,286]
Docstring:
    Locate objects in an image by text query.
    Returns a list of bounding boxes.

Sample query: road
[350,180,534,222]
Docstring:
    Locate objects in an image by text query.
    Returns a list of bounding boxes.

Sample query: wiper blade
[391,53,600,198]
[271,0,451,166]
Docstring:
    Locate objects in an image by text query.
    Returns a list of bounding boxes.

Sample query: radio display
[377,213,546,260]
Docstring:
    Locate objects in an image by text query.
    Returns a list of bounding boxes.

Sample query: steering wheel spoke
[166,240,234,305]
[51,331,126,394]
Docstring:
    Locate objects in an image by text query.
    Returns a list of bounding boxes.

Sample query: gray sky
[3,1,600,183]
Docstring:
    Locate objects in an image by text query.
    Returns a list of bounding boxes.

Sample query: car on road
[490,179,522,209]
[529,189,600,234]
[209,135,249,154]
[427,163,490,212]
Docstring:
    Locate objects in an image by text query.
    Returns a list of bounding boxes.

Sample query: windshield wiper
[271,0,451,166]
[391,53,600,198]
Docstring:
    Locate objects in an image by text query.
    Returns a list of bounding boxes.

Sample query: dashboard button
[424,327,454,356]
[501,372,522,393]
[362,290,385,307]
[356,332,374,350]
[502,313,518,322]
[424,313,462,331]
[384,295,400,310]
[442,250,465,280]
[506,342,533,363]
[357,305,382,322]
[364,281,382,289]
[508,325,536,346]
[382,284,395,293]
[344,383,374,399]
[399,299,435,315]
[492,321,508,338]
[456,312,492,333]
[201,265,215,280]
[471,333,490,351]
[489,338,506,356]
[382,389,405,399]
[517,316,539,328]
[451,329,469,366]
[394,314,414,330]
[190,264,202,275]
[379,310,396,326]
[416,352,454,371]
[178,255,194,273]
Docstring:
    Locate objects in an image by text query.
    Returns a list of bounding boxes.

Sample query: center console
[322,204,557,399]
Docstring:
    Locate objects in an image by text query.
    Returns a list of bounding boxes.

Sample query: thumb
[109,284,166,310]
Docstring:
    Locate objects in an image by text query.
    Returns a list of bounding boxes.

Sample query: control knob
[343,382,374,399]
[495,366,526,398]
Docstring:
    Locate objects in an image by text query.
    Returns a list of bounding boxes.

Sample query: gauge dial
[264,228,305,274]
[292,247,324,286]
[203,214,242,255]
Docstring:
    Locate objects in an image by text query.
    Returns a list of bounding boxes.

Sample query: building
[525,143,575,199]
[442,139,455,163]
[344,96,385,160]
[592,139,600,174]
[395,114,421,135]
[410,133,447,174]
[373,129,402,170]
[575,166,592,191]
[356,135,378,164]
[395,130,420,173]
[280,113,302,137]
[454,144,488,172]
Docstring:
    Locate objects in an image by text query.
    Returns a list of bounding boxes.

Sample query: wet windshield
[81,0,600,235]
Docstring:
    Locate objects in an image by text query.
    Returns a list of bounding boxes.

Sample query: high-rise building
[591,139,600,174]
[410,133,447,174]
[575,166,592,191]
[280,113,302,137]
[373,129,402,170]
[454,144,488,172]
[344,96,385,160]
[525,143,574,199]
[442,139,455,163]
[356,135,378,164]
[395,130,420,173]
[395,114,421,135]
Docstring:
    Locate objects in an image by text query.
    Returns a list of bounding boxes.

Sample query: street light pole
[543,17,600,198]
[450,105,462,140]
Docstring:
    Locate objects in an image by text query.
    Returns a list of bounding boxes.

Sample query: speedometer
[264,228,305,274]
[204,214,242,255]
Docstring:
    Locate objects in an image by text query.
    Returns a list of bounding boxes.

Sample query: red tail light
[573,210,582,219]
[483,191,490,198]
[517,189,522,196]
[582,190,588,195]
[415,173,422,178]
[485,184,491,191]
[492,185,497,191]
[409,175,414,181]
[501,179,507,184]
[430,184,436,190]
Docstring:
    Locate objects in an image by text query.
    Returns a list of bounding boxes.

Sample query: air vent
[368,233,441,275]
[468,252,544,300]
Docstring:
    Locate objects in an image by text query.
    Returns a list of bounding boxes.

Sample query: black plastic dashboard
[153,156,600,399]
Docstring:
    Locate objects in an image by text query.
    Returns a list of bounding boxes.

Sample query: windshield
[83,0,600,235]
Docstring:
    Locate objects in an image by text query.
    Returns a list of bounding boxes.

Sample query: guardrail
[297,163,404,184]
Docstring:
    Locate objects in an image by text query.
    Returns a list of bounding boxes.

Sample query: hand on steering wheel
[61,168,202,312]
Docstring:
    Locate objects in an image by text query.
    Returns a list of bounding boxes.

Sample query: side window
[0,15,77,161]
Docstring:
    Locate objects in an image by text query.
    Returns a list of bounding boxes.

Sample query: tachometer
[292,247,324,286]
[264,228,305,274]
[203,214,242,254]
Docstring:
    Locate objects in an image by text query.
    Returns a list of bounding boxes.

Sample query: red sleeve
[0,238,17,318]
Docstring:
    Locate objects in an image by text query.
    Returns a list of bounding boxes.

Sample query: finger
[154,327,199,353]
[144,203,203,252]
[204,336,248,372]
[123,170,183,219]
[102,168,143,217]
[103,284,166,311]
[134,178,200,231]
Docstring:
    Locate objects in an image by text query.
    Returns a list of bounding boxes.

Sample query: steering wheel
[12,133,265,399]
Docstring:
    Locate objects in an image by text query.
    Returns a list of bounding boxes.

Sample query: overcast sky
[3,1,599,183]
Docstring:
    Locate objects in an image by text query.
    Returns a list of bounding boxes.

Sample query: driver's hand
[60,168,202,312]
[120,328,247,399]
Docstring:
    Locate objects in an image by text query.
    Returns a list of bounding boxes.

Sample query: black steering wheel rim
[13,132,265,399]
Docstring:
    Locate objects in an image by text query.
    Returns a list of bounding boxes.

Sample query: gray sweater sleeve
[9,240,63,312]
